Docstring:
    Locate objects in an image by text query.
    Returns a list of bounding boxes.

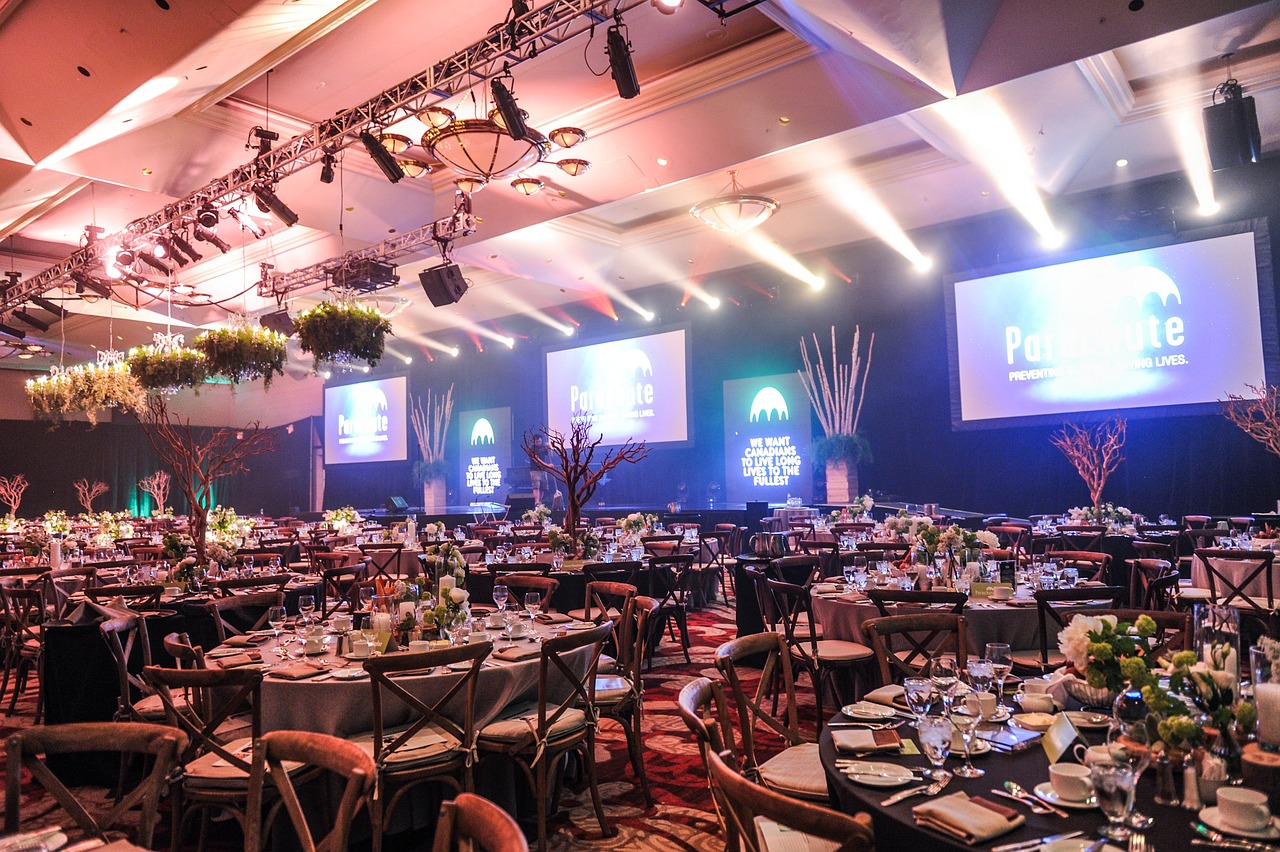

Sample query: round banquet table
[812,591,1048,654]
[821,719,1193,852]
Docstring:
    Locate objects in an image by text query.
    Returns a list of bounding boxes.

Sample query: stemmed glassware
[268,605,287,654]
[492,584,509,614]
[1091,763,1137,841]
[950,699,984,778]
[1106,704,1154,829]
[502,610,520,649]
[903,677,934,728]
[916,715,953,782]
[930,656,959,717]
[298,594,316,627]
[985,643,1012,711]
[967,658,994,697]
[524,591,541,621]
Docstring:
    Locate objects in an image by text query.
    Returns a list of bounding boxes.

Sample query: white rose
[450,588,468,604]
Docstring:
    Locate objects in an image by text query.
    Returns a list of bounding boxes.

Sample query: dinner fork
[880,772,951,806]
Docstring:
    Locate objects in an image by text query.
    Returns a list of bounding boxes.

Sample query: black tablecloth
[821,719,1194,852]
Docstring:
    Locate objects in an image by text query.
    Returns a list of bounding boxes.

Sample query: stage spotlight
[194,224,231,254]
[14,310,49,332]
[360,131,405,183]
[114,247,136,268]
[70,271,113,300]
[319,151,336,184]
[169,232,203,263]
[197,203,219,230]
[137,253,172,274]
[491,77,528,141]
[606,18,639,100]
[251,185,298,227]
[151,239,170,259]
[0,322,25,340]
[30,297,68,318]
[1204,78,1262,171]
[228,207,267,238]
[651,0,683,13]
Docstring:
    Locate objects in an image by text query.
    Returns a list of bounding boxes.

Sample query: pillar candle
[439,575,456,593]
[1255,682,1280,750]
[399,601,414,620]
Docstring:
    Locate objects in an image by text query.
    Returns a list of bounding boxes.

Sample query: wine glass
[842,563,857,590]
[967,659,994,698]
[903,677,934,728]
[950,703,984,778]
[188,567,204,596]
[1091,763,1136,841]
[502,610,520,649]
[930,656,959,716]
[242,555,254,575]
[492,584,509,613]
[298,594,316,627]
[268,605,287,642]
[985,643,1012,710]
[916,715,952,781]
[523,591,541,621]
[1106,704,1154,829]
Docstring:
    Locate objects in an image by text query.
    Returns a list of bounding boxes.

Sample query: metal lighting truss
[0,0,646,322]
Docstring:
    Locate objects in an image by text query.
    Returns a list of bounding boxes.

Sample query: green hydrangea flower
[1134,614,1157,638]
[1088,641,1114,662]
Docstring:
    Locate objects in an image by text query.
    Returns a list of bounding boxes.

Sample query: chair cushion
[184,737,305,790]
[347,723,463,769]
[593,674,634,704]
[813,639,873,662]
[564,607,621,622]
[758,743,830,802]
[478,701,587,746]
[132,691,185,720]
[1177,587,1212,600]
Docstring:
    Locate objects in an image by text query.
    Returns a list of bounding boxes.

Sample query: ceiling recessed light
[778,116,790,125]
[1115,158,1129,168]
[141,168,152,175]
[656,157,668,167]
[76,66,91,77]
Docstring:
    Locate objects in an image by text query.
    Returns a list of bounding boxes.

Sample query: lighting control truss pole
[1,0,644,321]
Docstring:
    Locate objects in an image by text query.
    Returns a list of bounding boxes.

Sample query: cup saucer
[1033,781,1097,809]
[1199,806,1280,839]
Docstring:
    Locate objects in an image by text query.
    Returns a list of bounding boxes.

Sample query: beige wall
[0,368,322,427]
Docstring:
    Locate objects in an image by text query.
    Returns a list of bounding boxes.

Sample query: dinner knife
[990,830,1083,852]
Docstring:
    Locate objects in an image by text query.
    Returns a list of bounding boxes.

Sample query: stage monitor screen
[723,373,811,504]
[946,225,1275,428]
[323,376,408,465]
[458,407,511,501]
[545,328,690,445]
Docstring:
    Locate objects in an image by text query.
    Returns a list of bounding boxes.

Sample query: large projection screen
[945,223,1276,429]
[545,328,690,445]
[323,376,408,465]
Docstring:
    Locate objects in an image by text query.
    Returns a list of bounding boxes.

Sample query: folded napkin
[912,792,1024,845]
[863,684,909,710]
[812,583,840,595]
[268,663,326,680]
[215,651,261,668]
[837,592,867,603]
[224,634,270,647]
[831,728,902,754]
[493,644,542,662]
[535,612,573,624]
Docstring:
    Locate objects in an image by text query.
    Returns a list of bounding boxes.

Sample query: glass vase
[1194,604,1241,688]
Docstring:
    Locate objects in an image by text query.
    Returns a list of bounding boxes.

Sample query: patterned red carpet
[3,599,814,850]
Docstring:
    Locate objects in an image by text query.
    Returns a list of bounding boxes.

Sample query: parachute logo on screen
[470,418,495,445]
[569,347,656,415]
[337,386,390,446]
[1123,267,1182,307]
[619,349,653,377]
[749,387,789,422]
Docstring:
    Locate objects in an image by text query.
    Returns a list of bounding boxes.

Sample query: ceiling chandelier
[690,170,780,234]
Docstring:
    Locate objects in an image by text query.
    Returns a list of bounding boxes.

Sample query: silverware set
[879,772,952,806]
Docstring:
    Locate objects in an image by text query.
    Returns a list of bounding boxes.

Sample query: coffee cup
[1049,763,1094,802]
[1073,744,1114,767]
[1020,692,1056,713]
[965,691,998,719]
[350,640,370,657]
[408,639,430,653]
[303,637,325,655]
[468,633,488,644]
[486,613,505,629]
[510,622,529,638]
[989,586,1014,601]
[1218,787,1272,832]
[332,615,352,632]
[1022,679,1052,694]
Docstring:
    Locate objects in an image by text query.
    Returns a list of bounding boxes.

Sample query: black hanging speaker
[419,263,468,307]
[1203,86,1262,171]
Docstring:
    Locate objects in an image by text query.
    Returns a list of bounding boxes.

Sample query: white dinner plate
[1063,710,1111,730]
[838,761,916,788]
[1198,807,1280,839]
[330,668,368,680]
[1009,712,1056,732]
[1043,840,1122,852]
[840,702,896,720]
[1033,782,1098,809]
[343,652,371,661]
[447,661,472,671]
[565,621,595,630]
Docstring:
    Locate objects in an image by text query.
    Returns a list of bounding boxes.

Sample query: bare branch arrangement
[798,324,874,438]
[139,394,278,563]
[0,474,29,516]
[410,384,455,479]
[1223,383,1280,458]
[74,478,109,514]
[1050,416,1127,516]
[138,470,172,514]
[522,420,649,541]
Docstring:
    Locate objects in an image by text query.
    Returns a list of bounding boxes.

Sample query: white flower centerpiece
[522,504,552,527]
[323,505,364,534]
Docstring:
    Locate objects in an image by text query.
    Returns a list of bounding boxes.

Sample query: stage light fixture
[252,186,298,227]
[169,232,202,263]
[606,18,640,100]
[151,239,170,259]
[0,322,25,340]
[360,131,405,183]
[194,224,231,254]
[30,296,68,318]
[260,308,295,337]
[13,310,49,332]
[228,207,267,238]
[1204,77,1262,171]
[70,271,113,299]
[103,264,124,280]
[114,248,136,268]
[491,77,528,141]
[137,252,173,274]
[319,151,336,184]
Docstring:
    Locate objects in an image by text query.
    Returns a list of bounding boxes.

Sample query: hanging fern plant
[295,301,391,371]
[194,326,288,389]
[126,344,210,391]
[25,363,144,425]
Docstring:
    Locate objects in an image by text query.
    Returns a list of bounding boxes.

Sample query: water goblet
[298,594,316,626]
[1106,708,1153,828]
[916,715,953,781]
[502,610,520,649]
[492,584,509,613]
[951,706,984,778]
[267,605,287,652]
[1091,763,1135,841]
[903,676,934,728]
[930,656,959,716]
[842,563,857,590]
[451,614,472,646]
[242,555,254,575]
[985,643,1012,709]
[524,591,541,621]
[967,659,994,696]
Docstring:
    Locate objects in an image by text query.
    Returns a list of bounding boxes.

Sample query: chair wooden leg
[625,710,653,807]
[535,760,548,852]
[370,781,384,852]
[675,609,691,664]
[581,736,615,839]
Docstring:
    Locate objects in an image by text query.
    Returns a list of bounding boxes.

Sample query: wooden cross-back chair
[987,524,1032,564]
[4,721,186,849]
[1053,525,1107,553]
[1065,608,1192,660]
[431,793,529,852]
[320,565,362,619]
[1193,548,1276,621]
[359,542,404,581]
[1048,550,1112,584]
[1009,586,1125,674]
[0,585,45,718]
[85,584,164,612]
[204,590,284,643]
[1128,558,1174,611]
[676,678,737,851]
[861,613,968,685]
[866,588,967,616]
[211,574,289,596]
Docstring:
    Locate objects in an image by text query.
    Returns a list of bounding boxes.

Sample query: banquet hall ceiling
[0,0,1278,369]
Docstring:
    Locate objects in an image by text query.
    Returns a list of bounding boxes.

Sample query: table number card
[1041,713,1081,764]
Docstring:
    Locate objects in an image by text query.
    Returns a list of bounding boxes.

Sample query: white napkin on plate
[831,729,901,754]
[912,791,1024,845]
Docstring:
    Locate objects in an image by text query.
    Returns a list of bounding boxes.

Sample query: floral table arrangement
[1065,502,1137,534]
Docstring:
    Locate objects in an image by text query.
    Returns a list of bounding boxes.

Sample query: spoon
[988,788,1053,814]
[1004,780,1069,818]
